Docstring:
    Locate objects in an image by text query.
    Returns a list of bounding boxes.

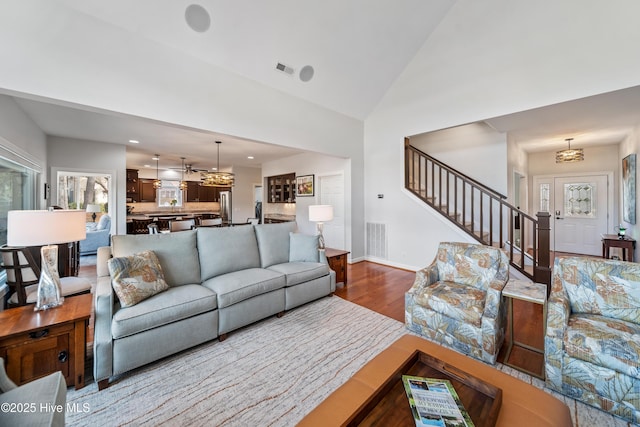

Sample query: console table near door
[0,293,92,389]
[601,234,636,262]
[325,248,350,285]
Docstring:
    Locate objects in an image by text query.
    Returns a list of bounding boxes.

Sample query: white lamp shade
[86,204,101,213]
[7,210,87,246]
[309,205,334,222]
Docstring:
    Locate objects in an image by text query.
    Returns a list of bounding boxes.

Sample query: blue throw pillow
[289,232,319,262]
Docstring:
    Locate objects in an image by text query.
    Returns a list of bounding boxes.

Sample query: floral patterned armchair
[405,242,509,364]
[545,256,640,423]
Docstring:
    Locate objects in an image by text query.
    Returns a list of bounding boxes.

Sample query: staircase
[404,139,552,288]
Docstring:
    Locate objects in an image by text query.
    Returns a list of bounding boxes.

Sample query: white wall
[411,122,508,195]
[0,95,47,207]
[262,152,351,253]
[619,126,640,259]
[231,166,262,223]
[47,136,126,234]
[0,1,365,259]
[365,0,640,270]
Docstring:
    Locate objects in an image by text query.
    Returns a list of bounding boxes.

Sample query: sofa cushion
[564,314,640,379]
[111,284,217,339]
[254,222,297,268]
[268,262,329,286]
[559,257,640,324]
[289,232,319,262]
[202,268,285,309]
[108,250,169,307]
[415,281,486,327]
[197,225,261,281]
[112,231,200,287]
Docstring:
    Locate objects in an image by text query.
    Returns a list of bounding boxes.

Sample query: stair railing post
[534,211,552,294]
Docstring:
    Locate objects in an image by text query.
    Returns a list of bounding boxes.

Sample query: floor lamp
[7,209,86,311]
[309,205,333,250]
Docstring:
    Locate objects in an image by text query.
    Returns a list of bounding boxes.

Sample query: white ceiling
[9,1,640,170]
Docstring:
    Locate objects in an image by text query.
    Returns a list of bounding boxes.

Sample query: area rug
[67,296,629,427]
[66,296,407,426]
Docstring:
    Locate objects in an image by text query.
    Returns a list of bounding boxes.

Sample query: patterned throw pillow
[108,250,169,307]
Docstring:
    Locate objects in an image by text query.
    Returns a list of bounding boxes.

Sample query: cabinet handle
[58,351,68,363]
[29,329,49,339]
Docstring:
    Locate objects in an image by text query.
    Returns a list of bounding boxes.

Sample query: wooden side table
[502,280,546,379]
[0,293,92,389]
[601,234,636,262]
[325,248,350,285]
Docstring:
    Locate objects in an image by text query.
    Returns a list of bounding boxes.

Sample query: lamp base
[35,245,64,311]
[316,222,326,250]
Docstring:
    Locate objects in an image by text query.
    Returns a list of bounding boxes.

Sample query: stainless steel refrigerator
[220,191,232,224]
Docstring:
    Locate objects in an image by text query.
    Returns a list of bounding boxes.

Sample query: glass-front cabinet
[268,173,296,203]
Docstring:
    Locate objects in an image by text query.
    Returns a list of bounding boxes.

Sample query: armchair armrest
[544,263,572,390]
[409,260,439,293]
[483,278,507,319]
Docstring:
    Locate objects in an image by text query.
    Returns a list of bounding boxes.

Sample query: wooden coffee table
[352,350,501,426]
[299,335,572,427]
[0,293,92,389]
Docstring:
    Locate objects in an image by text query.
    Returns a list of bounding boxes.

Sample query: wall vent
[366,222,387,259]
[275,62,294,75]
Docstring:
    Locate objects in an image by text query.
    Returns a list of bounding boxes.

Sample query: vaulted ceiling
[6,1,640,172]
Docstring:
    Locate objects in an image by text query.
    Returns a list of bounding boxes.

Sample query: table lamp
[7,209,86,311]
[86,204,101,222]
[309,205,333,250]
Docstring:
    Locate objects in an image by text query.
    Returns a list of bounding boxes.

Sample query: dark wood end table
[325,248,350,285]
[601,234,636,262]
[0,293,92,389]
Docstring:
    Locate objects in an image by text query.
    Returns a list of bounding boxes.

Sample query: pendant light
[555,138,584,163]
[153,154,162,189]
[201,141,235,187]
[179,157,188,191]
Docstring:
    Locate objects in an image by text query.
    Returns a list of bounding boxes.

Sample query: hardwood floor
[335,261,545,374]
[79,258,545,374]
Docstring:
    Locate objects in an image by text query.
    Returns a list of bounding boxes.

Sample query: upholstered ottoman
[299,335,572,426]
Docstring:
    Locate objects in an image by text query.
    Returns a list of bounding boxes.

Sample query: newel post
[534,211,552,294]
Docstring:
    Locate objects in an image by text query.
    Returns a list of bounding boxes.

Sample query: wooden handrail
[404,140,551,288]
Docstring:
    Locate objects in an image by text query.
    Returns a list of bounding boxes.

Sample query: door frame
[533,171,614,253]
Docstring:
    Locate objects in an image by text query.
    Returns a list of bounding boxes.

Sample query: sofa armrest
[93,274,115,383]
[96,246,112,278]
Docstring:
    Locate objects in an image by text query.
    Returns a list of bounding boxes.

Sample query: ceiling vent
[275,62,294,76]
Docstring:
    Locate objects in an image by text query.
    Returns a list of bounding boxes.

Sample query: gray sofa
[80,214,111,255]
[94,221,335,389]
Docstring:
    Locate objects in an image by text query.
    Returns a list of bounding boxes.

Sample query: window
[157,181,183,207]
[0,156,39,247]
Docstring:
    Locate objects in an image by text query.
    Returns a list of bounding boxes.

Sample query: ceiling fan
[169,164,208,175]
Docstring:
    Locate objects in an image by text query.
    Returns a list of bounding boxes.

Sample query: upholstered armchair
[545,256,640,424]
[80,214,111,255]
[405,242,509,364]
[0,358,66,426]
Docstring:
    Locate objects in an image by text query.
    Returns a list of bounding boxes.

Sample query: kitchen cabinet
[185,182,230,202]
[126,169,139,202]
[267,173,296,203]
[139,179,157,203]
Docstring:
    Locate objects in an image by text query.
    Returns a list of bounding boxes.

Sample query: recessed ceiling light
[144,164,151,168]
[151,156,159,161]
[247,156,254,159]
[212,167,217,171]
[129,139,139,144]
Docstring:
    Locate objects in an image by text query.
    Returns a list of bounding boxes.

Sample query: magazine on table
[402,375,475,427]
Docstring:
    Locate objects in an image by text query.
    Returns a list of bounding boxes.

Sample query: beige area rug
[67,297,631,427]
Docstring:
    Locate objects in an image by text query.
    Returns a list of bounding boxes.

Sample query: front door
[553,175,609,255]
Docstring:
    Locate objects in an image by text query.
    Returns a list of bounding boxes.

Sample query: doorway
[317,173,345,250]
[534,173,612,256]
